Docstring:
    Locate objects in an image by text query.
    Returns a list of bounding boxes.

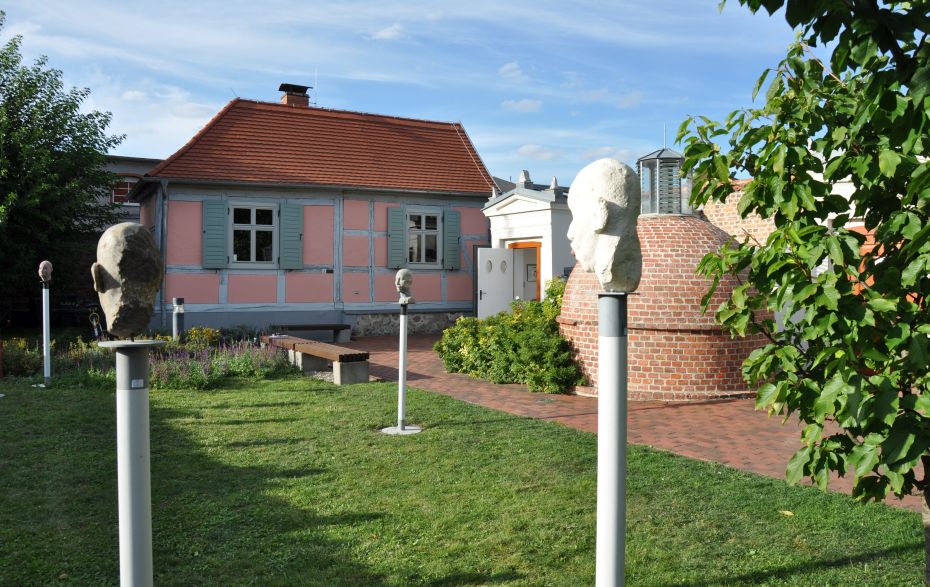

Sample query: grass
[0,375,923,586]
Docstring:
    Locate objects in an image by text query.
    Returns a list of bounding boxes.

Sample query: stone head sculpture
[38,260,53,283]
[395,269,415,305]
[567,158,642,292]
[91,222,163,338]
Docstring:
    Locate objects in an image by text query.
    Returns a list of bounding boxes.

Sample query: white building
[479,171,575,317]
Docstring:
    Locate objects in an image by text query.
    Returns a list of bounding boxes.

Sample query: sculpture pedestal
[99,339,165,587]
[381,303,422,436]
[596,292,628,587]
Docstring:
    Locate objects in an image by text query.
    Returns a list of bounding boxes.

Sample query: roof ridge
[449,122,495,192]
[235,99,460,128]
[147,98,242,177]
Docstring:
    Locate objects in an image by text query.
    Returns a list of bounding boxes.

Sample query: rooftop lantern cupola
[636,147,692,215]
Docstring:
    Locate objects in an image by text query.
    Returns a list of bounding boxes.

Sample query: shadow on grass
[367,364,430,382]
[429,411,597,429]
[201,401,306,410]
[425,570,524,586]
[210,417,302,425]
[652,541,921,587]
[150,404,391,585]
[224,438,311,448]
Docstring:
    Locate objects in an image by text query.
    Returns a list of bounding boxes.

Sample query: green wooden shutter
[202,200,228,269]
[387,207,407,269]
[443,210,460,270]
[279,203,303,270]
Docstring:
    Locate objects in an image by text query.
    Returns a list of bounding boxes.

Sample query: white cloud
[498,61,529,83]
[580,88,642,109]
[501,98,541,112]
[371,23,405,40]
[614,91,642,108]
[581,146,633,162]
[120,90,146,102]
[560,71,583,89]
[518,144,560,161]
[582,88,609,101]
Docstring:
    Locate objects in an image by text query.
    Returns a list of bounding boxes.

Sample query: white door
[477,247,515,318]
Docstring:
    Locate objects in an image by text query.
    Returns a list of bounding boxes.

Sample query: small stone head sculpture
[91,222,163,338]
[395,269,415,305]
[38,260,53,283]
[566,158,642,292]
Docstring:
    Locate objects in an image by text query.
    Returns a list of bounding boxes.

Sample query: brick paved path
[352,334,920,511]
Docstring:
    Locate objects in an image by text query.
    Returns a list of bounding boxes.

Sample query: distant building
[104,155,162,223]
[130,84,495,334]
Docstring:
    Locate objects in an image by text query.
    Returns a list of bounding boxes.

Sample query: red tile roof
[145,99,495,196]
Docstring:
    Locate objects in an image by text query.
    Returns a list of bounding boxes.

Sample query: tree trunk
[923,455,930,586]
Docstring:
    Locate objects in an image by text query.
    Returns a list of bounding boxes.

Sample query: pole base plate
[380,425,423,436]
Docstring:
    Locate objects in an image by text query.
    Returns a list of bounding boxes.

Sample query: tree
[679,0,930,579]
[0,11,122,324]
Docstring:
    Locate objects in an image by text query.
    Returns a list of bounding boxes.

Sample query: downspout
[159,180,170,328]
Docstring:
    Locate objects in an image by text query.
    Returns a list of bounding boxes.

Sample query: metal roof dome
[637,147,692,215]
[636,147,684,162]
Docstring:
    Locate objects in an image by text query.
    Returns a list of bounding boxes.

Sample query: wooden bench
[268,323,352,343]
[262,335,369,385]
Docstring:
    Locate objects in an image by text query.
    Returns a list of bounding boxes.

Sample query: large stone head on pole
[566,158,642,292]
[91,222,163,338]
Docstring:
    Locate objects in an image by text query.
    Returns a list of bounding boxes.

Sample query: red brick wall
[558,214,767,401]
[701,184,776,245]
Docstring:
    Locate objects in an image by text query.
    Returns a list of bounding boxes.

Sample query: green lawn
[0,375,922,586]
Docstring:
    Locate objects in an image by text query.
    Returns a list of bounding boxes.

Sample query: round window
[486,260,493,273]
[500,260,508,273]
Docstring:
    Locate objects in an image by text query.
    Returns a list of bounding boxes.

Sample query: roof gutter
[134,176,491,200]
[158,179,170,328]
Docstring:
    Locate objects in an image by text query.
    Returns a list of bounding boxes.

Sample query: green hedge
[434,278,584,393]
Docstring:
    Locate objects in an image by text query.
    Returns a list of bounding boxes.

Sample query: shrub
[1,337,45,376]
[435,277,583,393]
[184,326,221,350]
[0,330,295,389]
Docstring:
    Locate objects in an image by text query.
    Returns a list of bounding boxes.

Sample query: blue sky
[2,1,797,185]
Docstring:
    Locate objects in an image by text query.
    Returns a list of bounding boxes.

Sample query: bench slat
[293,341,368,362]
[262,335,368,362]
[270,323,350,331]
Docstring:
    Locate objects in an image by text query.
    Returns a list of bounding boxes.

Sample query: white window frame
[229,203,278,267]
[406,206,442,269]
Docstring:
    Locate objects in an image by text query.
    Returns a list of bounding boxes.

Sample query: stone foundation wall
[352,312,465,337]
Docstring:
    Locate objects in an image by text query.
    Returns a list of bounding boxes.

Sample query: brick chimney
[278,83,310,107]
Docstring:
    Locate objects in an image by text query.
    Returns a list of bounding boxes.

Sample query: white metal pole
[397,303,408,430]
[596,292,628,587]
[101,341,158,587]
[42,282,51,385]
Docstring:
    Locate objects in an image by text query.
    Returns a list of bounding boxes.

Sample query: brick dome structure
[557,214,766,401]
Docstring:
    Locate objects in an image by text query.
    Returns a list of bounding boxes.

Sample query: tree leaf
[848,443,880,478]
[786,446,812,485]
[910,64,930,104]
[753,68,771,101]
[867,297,897,313]
[878,149,901,178]
[827,237,844,266]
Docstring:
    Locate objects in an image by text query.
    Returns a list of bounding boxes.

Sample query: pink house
[131,85,494,335]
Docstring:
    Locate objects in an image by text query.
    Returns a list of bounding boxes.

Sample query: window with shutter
[279,203,303,269]
[387,206,461,270]
[202,200,228,269]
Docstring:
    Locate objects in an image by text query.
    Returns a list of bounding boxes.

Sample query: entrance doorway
[508,241,541,301]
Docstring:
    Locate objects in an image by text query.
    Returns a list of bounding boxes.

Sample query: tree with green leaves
[0,11,122,323]
[679,0,930,578]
